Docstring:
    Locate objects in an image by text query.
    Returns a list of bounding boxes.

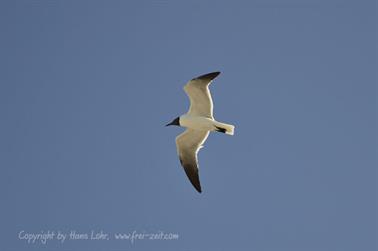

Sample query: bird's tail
[214,121,235,135]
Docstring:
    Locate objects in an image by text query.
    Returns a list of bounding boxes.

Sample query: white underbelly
[180,115,215,131]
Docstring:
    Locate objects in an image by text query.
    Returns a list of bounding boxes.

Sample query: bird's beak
[165,117,179,127]
[165,122,173,127]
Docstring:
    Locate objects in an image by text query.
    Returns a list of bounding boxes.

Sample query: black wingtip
[180,157,203,193]
[189,175,202,193]
[195,184,202,193]
[193,71,221,81]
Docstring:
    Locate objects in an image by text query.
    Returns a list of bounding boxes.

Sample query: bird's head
[165,116,180,127]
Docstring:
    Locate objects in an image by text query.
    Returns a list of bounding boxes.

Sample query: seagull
[166,71,235,193]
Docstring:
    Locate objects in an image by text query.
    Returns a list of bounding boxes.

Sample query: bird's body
[179,114,234,135]
[166,71,235,193]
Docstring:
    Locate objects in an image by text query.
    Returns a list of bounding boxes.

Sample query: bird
[166,71,235,193]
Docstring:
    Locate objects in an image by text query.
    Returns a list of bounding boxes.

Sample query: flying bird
[166,71,235,193]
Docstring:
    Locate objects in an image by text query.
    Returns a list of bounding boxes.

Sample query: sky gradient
[0,0,376,250]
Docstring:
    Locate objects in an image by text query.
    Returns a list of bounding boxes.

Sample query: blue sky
[0,0,376,250]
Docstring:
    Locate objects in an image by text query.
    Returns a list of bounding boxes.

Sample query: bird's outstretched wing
[184,71,220,119]
[175,129,210,193]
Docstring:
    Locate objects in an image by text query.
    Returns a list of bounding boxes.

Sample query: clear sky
[0,0,376,250]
